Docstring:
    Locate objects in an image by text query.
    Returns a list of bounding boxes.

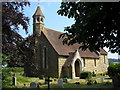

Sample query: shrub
[80,71,92,79]
[108,63,120,78]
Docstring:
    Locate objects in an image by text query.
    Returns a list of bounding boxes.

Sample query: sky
[19,2,74,37]
[18,2,119,59]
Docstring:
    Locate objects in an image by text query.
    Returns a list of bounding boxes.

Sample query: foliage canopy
[58,2,120,53]
[2,2,30,66]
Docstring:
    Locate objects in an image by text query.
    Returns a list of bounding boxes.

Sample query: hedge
[108,63,120,78]
[80,71,92,79]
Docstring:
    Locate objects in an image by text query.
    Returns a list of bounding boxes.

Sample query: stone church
[24,5,108,79]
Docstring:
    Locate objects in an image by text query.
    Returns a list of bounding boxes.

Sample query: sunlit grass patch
[2,67,113,88]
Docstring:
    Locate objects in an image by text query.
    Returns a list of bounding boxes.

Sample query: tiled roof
[43,28,107,58]
[33,5,44,17]
[100,48,107,55]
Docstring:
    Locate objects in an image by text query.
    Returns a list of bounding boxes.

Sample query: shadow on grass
[49,82,113,88]
[2,82,114,90]
[2,81,114,89]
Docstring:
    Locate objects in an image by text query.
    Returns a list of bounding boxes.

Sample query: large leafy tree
[57,2,120,54]
[2,2,30,66]
[2,2,39,75]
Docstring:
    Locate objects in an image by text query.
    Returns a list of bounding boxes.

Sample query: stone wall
[25,31,108,77]
[83,58,97,73]
[58,54,108,78]
[98,54,108,73]
[35,32,59,78]
[58,56,67,78]
[83,54,108,74]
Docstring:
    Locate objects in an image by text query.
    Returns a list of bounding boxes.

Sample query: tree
[2,2,39,75]
[57,2,120,54]
[0,54,10,67]
[2,2,30,66]
[19,35,39,76]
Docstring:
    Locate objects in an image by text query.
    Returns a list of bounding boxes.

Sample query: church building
[24,5,108,79]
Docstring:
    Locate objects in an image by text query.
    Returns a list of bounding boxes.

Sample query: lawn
[2,67,113,88]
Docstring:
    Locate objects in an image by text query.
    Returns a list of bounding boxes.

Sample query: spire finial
[38,0,40,6]
[33,1,44,17]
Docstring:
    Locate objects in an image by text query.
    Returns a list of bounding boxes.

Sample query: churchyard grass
[2,67,41,88]
[2,67,113,88]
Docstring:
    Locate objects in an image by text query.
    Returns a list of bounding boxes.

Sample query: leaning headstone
[58,79,64,88]
[30,82,39,88]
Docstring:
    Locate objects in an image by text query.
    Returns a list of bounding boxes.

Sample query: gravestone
[13,77,17,86]
[12,74,17,86]
[58,79,64,88]
[101,78,104,82]
[30,82,39,88]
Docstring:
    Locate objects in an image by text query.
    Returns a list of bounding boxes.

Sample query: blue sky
[18,2,118,59]
[19,2,74,37]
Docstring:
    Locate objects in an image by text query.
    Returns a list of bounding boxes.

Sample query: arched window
[43,47,47,69]
[94,59,96,67]
[41,18,43,22]
[104,55,106,64]
[37,17,40,22]
[83,58,85,67]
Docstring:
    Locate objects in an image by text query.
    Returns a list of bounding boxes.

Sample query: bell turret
[33,5,44,36]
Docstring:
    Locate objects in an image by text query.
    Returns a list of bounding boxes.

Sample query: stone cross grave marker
[58,78,64,88]
[30,82,39,88]
[45,76,52,90]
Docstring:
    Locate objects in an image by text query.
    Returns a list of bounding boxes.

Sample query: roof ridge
[42,27,107,58]
[44,27,63,33]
